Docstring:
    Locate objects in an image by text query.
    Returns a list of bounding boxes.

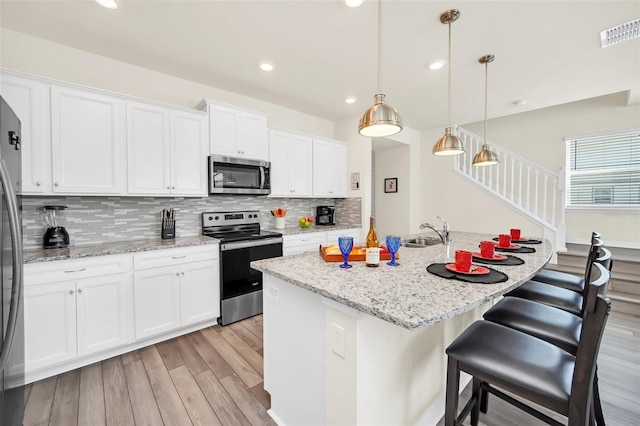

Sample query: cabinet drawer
[326,228,361,245]
[133,245,218,270]
[283,232,327,248]
[25,254,132,286]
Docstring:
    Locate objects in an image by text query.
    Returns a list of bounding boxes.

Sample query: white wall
[460,92,640,247]
[372,125,422,239]
[0,28,334,137]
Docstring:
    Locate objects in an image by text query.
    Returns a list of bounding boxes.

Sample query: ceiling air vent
[601,18,640,48]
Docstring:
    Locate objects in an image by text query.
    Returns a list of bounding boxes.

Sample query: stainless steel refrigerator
[0,96,24,425]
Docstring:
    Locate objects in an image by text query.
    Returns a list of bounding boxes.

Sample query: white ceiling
[1,0,639,131]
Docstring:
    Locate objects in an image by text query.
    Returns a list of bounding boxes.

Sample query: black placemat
[427,263,508,284]
[494,245,536,253]
[472,254,524,266]
[492,237,542,245]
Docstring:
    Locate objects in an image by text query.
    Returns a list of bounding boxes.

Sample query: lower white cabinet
[24,255,132,372]
[133,245,219,340]
[283,228,361,256]
[23,244,219,383]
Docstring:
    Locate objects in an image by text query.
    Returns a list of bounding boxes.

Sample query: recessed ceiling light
[345,0,363,7]
[259,62,275,72]
[345,97,357,104]
[513,100,527,107]
[94,0,118,9]
[429,60,446,70]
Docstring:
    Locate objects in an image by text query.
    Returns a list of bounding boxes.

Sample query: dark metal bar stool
[530,231,601,294]
[483,262,612,424]
[504,240,612,316]
[445,293,611,426]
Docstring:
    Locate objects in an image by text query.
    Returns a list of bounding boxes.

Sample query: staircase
[455,127,566,254]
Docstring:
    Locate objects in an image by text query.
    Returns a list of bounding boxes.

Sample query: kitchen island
[251,231,553,426]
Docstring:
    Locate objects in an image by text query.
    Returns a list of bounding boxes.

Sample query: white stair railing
[455,127,566,253]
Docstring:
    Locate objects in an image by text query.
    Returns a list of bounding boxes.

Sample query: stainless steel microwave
[208,155,271,195]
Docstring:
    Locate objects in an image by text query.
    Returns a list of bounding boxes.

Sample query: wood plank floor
[23,313,639,425]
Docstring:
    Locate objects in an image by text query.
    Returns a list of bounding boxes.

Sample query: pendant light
[472,54,500,167]
[432,9,464,156]
[358,0,403,138]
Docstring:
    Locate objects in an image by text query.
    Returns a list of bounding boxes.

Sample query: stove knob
[208,216,213,221]
[215,216,220,220]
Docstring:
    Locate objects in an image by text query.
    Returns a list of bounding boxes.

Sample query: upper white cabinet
[0,72,51,194]
[269,129,313,197]
[313,138,348,198]
[202,101,269,161]
[126,101,207,196]
[51,85,126,194]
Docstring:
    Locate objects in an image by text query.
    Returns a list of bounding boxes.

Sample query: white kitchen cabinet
[133,265,181,339]
[50,85,126,194]
[326,228,361,246]
[0,72,51,194]
[313,138,348,198]
[204,102,269,161]
[283,231,327,256]
[24,281,77,371]
[23,255,132,372]
[126,101,207,196]
[133,245,219,339]
[269,129,313,197]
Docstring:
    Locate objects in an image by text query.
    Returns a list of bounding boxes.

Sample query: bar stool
[483,262,611,424]
[504,241,612,316]
[530,232,601,294]
[445,294,611,426]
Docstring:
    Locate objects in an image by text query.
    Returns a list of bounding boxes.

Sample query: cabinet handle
[64,268,86,273]
[78,288,83,293]
[181,272,185,276]
[69,289,74,295]
[172,186,175,190]
[36,181,42,186]
[167,186,171,189]
[176,272,180,276]
[172,255,187,259]
[54,182,59,187]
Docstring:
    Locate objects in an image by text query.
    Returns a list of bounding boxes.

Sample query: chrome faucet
[419,216,450,245]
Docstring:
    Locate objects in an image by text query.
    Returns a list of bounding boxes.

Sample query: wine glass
[386,235,401,266]
[338,236,354,269]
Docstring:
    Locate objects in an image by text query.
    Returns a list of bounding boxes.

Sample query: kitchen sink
[401,237,442,248]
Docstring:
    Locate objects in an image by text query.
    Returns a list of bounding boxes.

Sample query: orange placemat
[319,245,397,262]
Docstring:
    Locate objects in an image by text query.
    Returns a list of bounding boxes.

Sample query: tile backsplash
[22,196,362,249]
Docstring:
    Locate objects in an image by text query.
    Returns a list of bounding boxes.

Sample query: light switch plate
[331,322,345,358]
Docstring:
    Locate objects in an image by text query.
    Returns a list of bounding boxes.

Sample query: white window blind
[565,129,640,207]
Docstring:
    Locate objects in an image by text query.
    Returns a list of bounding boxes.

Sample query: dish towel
[472,255,524,266]
[427,263,508,284]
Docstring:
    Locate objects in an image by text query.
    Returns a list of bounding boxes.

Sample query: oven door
[219,238,282,325]
[209,155,271,195]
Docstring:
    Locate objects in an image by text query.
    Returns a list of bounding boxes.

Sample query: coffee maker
[40,205,70,249]
[315,206,336,226]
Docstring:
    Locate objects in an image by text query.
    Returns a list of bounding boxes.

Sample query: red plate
[472,252,507,261]
[496,243,521,250]
[445,263,490,275]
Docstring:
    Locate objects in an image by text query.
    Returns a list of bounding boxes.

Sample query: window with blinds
[565,129,640,207]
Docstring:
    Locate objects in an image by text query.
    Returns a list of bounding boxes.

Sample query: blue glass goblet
[386,235,401,266]
[338,236,354,269]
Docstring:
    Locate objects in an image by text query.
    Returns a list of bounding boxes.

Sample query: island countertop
[251,231,552,330]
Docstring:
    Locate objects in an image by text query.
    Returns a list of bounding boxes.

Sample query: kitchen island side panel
[263,274,326,425]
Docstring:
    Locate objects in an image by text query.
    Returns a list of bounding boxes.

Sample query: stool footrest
[481,383,564,426]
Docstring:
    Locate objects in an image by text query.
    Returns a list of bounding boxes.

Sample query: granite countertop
[251,231,553,330]
[262,223,361,236]
[23,235,220,264]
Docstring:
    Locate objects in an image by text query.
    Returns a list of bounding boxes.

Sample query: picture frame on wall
[384,178,398,193]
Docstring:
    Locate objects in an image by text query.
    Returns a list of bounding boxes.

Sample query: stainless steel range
[202,210,282,326]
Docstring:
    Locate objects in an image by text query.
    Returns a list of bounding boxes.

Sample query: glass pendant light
[473,54,500,167]
[358,0,403,138]
[432,9,464,156]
